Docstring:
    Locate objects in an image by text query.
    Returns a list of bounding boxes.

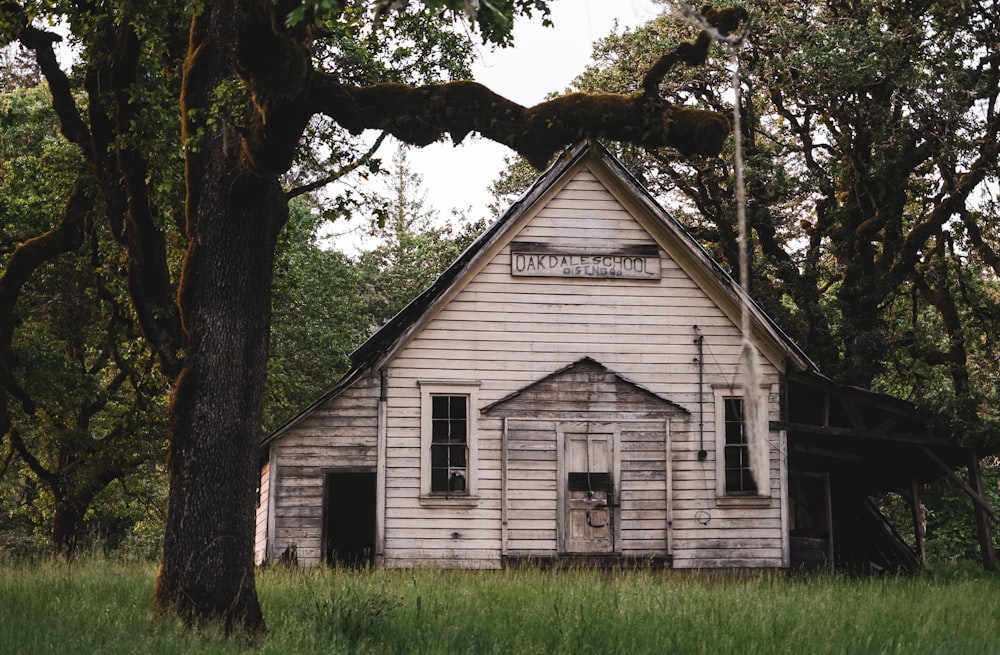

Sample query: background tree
[267,149,486,432]
[0,81,171,559]
[357,146,484,322]
[265,201,371,432]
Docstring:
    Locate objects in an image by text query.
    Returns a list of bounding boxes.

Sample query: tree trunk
[153,0,283,632]
[153,168,283,632]
[49,494,85,561]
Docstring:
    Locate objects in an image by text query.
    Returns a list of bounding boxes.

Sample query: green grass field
[1,560,997,654]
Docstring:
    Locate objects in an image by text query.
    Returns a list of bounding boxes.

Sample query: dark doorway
[323,472,376,566]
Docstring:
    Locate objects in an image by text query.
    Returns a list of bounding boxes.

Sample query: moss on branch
[233,3,745,171]
[311,6,745,168]
[315,79,729,169]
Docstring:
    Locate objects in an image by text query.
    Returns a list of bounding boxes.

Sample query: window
[420,382,479,500]
[714,388,770,499]
[722,398,757,495]
[431,395,468,493]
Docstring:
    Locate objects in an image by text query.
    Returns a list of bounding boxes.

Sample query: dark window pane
[451,419,467,444]
[431,443,448,468]
[432,418,449,442]
[450,396,467,420]
[432,395,449,418]
[725,422,744,446]
[450,445,467,468]
[725,468,741,490]
[725,397,744,423]
[431,467,448,492]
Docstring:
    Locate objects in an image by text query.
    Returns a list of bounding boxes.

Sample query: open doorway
[323,472,376,566]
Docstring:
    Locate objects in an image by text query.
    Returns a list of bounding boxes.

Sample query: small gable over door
[484,357,688,421]
[485,358,687,560]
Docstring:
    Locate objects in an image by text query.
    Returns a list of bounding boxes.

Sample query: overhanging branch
[304,6,747,169]
[312,79,731,169]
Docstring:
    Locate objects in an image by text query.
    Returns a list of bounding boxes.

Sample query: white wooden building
[256,143,987,571]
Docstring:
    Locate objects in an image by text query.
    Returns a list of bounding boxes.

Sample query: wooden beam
[967,453,998,572]
[920,447,998,522]
[908,478,927,567]
[837,393,868,432]
[774,420,960,447]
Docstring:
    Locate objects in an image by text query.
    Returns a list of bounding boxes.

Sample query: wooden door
[563,428,615,553]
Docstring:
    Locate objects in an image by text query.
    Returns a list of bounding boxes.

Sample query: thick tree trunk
[153,0,283,632]
[153,168,283,632]
[49,495,85,560]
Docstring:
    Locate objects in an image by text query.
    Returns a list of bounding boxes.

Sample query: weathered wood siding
[619,421,671,555]
[503,419,558,555]
[268,372,380,565]
[378,165,785,568]
[499,418,674,557]
[254,459,270,565]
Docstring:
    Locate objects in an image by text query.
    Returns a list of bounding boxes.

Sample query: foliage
[267,151,485,432]
[0,83,170,559]
[265,201,371,432]
[355,146,482,324]
[2,561,1000,654]
[880,458,1000,563]
[287,0,551,46]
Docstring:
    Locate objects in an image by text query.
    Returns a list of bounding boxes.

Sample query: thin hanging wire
[672,2,768,489]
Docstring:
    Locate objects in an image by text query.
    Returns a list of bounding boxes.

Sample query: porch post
[967,453,997,571]
[908,478,927,567]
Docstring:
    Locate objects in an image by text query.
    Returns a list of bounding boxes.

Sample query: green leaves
[286,0,550,46]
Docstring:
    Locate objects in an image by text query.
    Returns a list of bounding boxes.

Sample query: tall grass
[1,559,997,654]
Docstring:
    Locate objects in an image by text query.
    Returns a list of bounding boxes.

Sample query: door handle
[586,509,608,528]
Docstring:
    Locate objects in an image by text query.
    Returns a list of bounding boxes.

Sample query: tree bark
[152,0,283,632]
[153,172,280,633]
[49,494,87,560]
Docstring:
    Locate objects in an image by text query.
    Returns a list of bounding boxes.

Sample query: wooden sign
[510,244,661,280]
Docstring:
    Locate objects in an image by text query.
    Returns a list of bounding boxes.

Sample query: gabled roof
[264,141,815,446]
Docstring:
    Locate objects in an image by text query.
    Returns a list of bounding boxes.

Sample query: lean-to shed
[256,143,992,571]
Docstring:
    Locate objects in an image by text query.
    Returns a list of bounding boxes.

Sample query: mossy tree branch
[310,79,731,169]
[237,4,747,173]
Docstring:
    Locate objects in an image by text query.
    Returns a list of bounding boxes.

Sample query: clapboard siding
[254,460,270,565]
[504,420,558,556]
[262,151,795,570]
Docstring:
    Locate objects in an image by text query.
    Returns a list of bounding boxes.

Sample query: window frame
[419,381,480,502]
[714,386,771,502]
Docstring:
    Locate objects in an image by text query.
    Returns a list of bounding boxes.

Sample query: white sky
[404,0,662,222]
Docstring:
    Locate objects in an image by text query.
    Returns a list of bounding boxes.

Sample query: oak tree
[2,0,742,631]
